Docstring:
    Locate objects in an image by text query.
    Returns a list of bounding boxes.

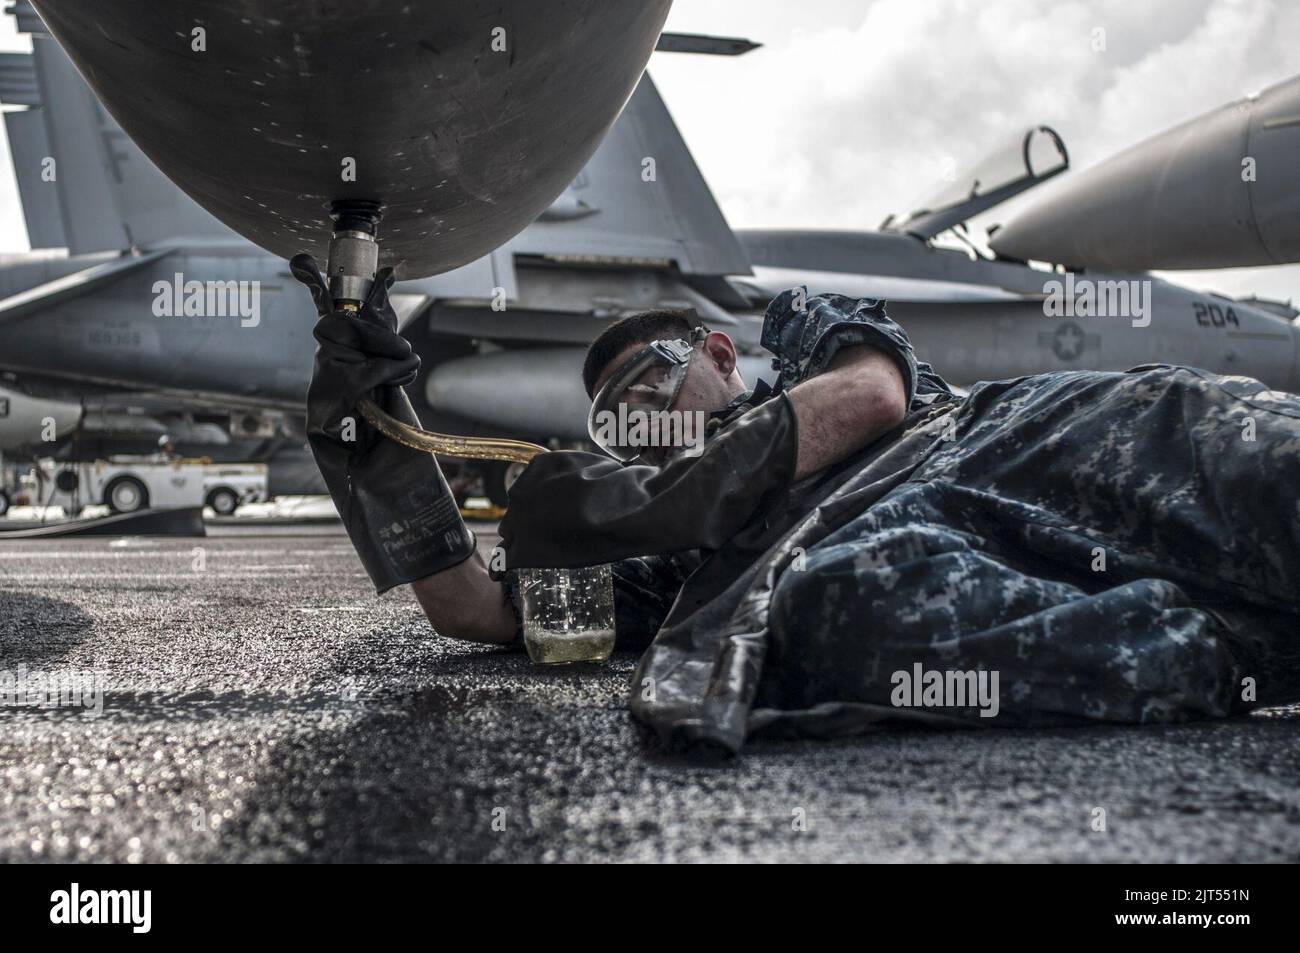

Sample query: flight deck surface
[2,527,1297,863]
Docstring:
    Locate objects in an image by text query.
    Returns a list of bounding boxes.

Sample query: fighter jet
[1,0,1297,509]
[0,1,750,503]
[989,74,1300,271]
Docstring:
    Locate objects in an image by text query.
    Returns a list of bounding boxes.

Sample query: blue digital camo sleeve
[760,287,954,407]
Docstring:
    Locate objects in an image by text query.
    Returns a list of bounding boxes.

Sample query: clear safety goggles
[587,327,707,463]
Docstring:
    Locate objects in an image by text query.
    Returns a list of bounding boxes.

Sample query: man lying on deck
[292,256,1300,754]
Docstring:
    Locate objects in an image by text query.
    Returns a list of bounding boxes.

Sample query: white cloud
[656,0,1300,301]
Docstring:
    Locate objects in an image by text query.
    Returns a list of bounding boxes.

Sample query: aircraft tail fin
[508,72,753,278]
[2,1,227,253]
[2,68,65,249]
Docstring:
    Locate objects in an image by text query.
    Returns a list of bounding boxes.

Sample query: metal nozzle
[325,200,384,307]
[327,229,378,305]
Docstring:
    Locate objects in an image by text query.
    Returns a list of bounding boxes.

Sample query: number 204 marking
[1194,302,1240,328]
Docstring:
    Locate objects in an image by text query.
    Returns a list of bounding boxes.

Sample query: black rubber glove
[292,254,475,593]
[499,392,799,568]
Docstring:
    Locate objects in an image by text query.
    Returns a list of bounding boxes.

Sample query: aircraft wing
[0,251,168,329]
[732,265,1046,305]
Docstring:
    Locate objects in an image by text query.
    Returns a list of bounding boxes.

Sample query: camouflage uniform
[610,553,695,652]
[610,292,956,649]
[619,289,1300,753]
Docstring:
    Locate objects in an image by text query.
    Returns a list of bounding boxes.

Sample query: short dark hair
[581,309,700,398]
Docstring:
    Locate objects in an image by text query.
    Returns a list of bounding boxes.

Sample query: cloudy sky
[651,0,1300,301]
[0,0,1297,301]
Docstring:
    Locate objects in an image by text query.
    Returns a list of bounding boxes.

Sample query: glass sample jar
[512,565,616,664]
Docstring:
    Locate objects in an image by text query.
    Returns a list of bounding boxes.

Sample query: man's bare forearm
[409,552,518,645]
[787,344,908,480]
[410,344,903,642]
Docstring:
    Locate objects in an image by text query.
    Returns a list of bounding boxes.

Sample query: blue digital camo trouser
[618,364,1300,734]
